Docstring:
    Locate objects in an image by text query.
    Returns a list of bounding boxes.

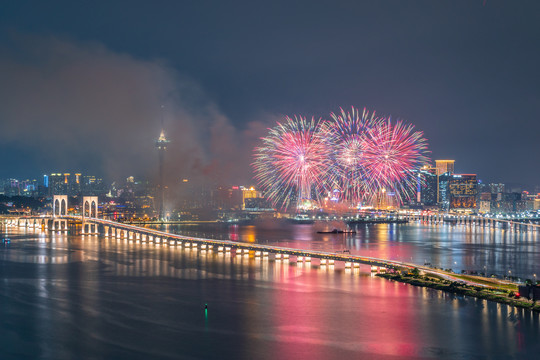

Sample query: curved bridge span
[3,215,418,271]
[82,217,414,270]
[1,215,532,286]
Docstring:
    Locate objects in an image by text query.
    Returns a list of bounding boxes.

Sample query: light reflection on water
[161,222,540,279]
[0,224,539,359]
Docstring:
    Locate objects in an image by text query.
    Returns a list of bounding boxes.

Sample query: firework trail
[362,117,430,204]
[253,116,331,210]
[322,107,381,206]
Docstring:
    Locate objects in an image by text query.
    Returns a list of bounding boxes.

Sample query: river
[0,222,538,359]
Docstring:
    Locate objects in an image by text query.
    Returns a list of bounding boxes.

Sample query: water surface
[0,224,539,359]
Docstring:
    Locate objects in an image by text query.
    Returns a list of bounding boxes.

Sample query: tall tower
[155,129,170,220]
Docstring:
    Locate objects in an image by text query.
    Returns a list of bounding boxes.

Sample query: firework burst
[253,108,430,211]
[322,107,381,205]
[253,116,331,210]
[362,118,430,204]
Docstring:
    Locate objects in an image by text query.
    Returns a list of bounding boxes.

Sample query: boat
[317,229,356,234]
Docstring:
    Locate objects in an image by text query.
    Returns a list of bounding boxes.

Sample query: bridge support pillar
[52,219,68,232]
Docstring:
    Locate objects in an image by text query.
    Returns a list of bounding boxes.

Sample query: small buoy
[205,304,208,309]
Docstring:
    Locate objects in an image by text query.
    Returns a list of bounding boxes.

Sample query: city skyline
[1,1,540,188]
[1,3,540,358]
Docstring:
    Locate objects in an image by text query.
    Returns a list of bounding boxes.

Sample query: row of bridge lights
[81,231,380,270]
[2,218,390,271]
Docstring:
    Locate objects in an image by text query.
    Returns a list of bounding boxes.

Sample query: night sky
[1,1,539,188]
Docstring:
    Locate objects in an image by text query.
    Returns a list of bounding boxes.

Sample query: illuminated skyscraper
[435,160,455,176]
[155,129,170,220]
[415,166,438,206]
[449,174,477,210]
[434,160,456,206]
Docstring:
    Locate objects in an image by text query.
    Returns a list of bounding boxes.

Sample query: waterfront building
[417,166,438,206]
[479,200,490,213]
[241,186,263,210]
[438,173,451,211]
[433,160,456,209]
[449,174,477,210]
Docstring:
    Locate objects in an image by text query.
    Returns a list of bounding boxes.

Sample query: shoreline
[377,272,540,312]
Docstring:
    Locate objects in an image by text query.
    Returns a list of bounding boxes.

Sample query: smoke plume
[0,33,273,190]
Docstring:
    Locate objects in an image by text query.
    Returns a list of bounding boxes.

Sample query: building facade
[449,174,477,210]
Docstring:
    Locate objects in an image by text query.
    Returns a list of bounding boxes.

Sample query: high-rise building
[433,160,457,208]
[449,174,477,210]
[435,160,455,176]
[415,166,438,206]
[438,173,451,211]
[241,186,263,210]
[49,173,65,195]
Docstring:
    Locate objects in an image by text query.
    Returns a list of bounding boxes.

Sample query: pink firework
[253,116,331,210]
[322,107,381,205]
[362,118,430,203]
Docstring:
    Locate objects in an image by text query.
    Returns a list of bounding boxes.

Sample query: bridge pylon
[82,196,99,234]
[52,195,69,231]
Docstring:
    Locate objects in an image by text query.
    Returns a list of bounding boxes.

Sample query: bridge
[2,214,407,271]
[1,194,538,284]
[0,213,537,282]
